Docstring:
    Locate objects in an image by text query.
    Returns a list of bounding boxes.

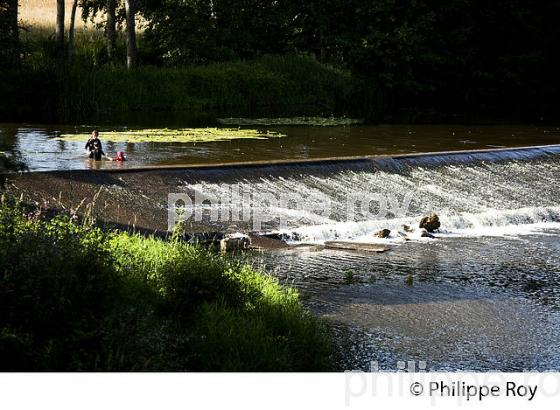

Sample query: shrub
[0,197,333,371]
[0,197,117,369]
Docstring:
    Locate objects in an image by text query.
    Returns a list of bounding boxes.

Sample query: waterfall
[171,145,560,242]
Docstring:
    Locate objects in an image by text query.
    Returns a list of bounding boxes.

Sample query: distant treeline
[1,0,560,123]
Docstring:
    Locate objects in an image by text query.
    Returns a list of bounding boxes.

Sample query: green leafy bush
[0,197,333,371]
[0,198,117,369]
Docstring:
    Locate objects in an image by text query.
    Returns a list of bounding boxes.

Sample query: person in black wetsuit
[85,130,108,160]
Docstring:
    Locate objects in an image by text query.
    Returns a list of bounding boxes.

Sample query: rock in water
[397,231,410,241]
[248,232,290,250]
[402,224,413,233]
[420,229,435,239]
[220,233,251,252]
[419,213,441,232]
[374,229,391,238]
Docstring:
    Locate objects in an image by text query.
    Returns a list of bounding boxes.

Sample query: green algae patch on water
[217,116,364,126]
[57,128,286,143]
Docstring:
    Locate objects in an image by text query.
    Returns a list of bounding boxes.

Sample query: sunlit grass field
[19,0,142,32]
[20,0,90,29]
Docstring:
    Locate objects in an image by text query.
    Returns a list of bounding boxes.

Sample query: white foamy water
[186,150,560,243]
[285,206,560,244]
[181,147,560,371]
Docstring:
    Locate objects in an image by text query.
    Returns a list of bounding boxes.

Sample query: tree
[142,0,297,64]
[81,0,123,61]
[142,0,217,64]
[68,0,80,61]
[52,0,560,118]
[106,0,117,60]
[56,0,66,52]
[124,0,137,68]
[0,0,19,67]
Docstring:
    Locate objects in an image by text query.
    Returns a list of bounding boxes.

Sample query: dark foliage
[0,0,18,67]
[138,0,560,119]
[2,0,560,121]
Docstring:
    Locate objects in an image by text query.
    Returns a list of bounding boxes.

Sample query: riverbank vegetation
[2,1,560,123]
[1,54,362,123]
[0,196,333,371]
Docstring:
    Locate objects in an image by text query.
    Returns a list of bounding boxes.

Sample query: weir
[6,144,560,239]
[161,144,560,242]
[90,143,560,180]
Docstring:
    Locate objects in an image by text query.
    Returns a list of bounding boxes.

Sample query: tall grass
[0,196,333,371]
[3,13,373,122]
[2,35,369,122]
[56,54,365,122]
[3,17,371,122]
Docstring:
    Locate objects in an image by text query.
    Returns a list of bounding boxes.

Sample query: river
[1,123,560,171]
[2,122,560,371]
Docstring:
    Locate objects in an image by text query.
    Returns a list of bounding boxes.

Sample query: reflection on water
[1,123,560,171]
[260,234,560,371]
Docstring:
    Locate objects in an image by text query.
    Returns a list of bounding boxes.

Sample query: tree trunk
[10,0,18,44]
[0,0,19,66]
[56,0,65,51]
[124,0,137,69]
[67,0,79,62]
[106,0,117,60]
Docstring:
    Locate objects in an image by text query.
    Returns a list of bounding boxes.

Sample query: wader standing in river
[85,130,110,161]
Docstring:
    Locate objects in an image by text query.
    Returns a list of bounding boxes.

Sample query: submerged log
[324,241,390,253]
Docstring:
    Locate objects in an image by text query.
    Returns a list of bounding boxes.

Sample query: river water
[1,123,560,171]
[2,123,560,371]
[233,147,560,371]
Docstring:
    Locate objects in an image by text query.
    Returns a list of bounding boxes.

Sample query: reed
[1,53,367,122]
[56,54,365,122]
[5,10,370,123]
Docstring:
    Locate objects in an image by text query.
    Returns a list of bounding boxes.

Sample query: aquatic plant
[217,116,364,126]
[57,128,286,143]
[405,274,414,286]
[343,269,356,285]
